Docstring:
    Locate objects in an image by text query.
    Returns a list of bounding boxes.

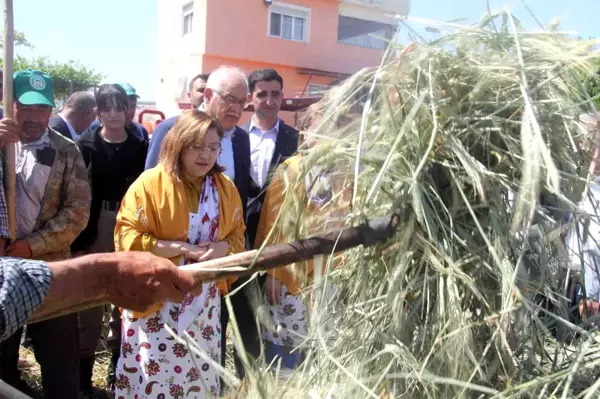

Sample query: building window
[182,3,194,36]
[307,84,327,97]
[338,16,395,50]
[268,3,310,42]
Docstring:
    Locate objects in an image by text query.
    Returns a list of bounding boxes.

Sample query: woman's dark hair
[95,84,129,113]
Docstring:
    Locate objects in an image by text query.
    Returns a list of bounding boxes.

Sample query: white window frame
[267,2,311,43]
[307,84,328,97]
[182,3,194,36]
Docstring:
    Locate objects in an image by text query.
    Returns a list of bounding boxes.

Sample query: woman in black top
[72,84,147,395]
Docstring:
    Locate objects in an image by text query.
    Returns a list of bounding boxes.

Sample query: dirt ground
[17,328,238,399]
[18,347,112,399]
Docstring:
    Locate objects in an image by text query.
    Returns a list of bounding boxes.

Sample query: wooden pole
[2,0,16,239]
[27,215,399,324]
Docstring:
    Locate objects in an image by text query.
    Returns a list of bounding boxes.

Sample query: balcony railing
[338,16,394,50]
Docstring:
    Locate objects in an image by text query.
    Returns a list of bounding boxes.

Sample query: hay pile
[235,10,600,398]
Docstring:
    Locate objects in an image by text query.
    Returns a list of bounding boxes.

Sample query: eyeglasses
[188,144,222,155]
[213,89,248,108]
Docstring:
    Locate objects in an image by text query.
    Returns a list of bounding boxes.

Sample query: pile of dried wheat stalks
[225,10,600,398]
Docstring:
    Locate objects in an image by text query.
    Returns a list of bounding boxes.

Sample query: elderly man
[145,68,249,202]
[241,68,298,248]
[0,70,91,398]
[48,91,97,142]
[144,73,210,168]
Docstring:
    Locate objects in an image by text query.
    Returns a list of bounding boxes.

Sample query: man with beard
[0,70,91,398]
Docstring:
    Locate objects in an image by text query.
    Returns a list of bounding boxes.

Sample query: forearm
[0,258,53,341]
[152,240,186,259]
[0,238,5,256]
[28,253,112,320]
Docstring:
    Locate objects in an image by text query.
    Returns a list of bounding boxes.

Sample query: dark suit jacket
[232,125,251,220]
[48,115,73,141]
[240,120,299,248]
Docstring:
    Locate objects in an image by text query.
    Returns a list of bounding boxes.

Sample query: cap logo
[30,75,46,91]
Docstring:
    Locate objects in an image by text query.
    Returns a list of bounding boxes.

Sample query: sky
[2,0,598,102]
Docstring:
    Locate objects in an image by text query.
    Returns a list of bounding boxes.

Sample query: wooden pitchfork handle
[3,0,16,240]
[27,214,399,324]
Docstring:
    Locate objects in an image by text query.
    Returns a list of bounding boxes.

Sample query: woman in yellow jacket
[255,104,350,371]
[113,111,245,398]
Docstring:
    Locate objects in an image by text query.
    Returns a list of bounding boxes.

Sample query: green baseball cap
[13,70,55,107]
[120,82,139,98]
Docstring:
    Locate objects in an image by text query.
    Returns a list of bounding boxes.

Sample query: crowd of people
[0,62,599,399]
[0,66,337,398]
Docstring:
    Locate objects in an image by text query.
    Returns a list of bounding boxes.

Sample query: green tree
[13,56,103,100]
[1,30,103,101]
[0,31,32,49]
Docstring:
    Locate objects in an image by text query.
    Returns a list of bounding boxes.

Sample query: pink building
[156,0,410,123]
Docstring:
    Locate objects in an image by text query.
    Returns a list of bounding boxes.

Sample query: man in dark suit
[241,68,299,249]
[224,69,299,378]
[48,92,96,142]
[144,70,248,204]
[201,67,251,211]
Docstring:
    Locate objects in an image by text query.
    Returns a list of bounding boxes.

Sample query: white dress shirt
[218,127,236,181]
[248,118,279,188]
[15,130,52,239]
[59,113,81,142]
[198,104,236,181]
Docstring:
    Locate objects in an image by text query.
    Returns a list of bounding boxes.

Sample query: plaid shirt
[0,161,10,239]
[0,257,51,341]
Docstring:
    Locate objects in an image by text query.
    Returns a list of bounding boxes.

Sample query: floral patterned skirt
[261,283,308,348]
[115,283,222,399]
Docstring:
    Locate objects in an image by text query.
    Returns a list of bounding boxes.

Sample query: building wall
[156,0,208,115]
[202,54,333,97]
[156,0,410,118]
[204,0,392,75]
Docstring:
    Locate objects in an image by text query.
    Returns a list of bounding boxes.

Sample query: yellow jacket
[115,164,245,300]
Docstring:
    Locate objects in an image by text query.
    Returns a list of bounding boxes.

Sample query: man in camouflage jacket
[0,70,90,398]
[9,127,91,261]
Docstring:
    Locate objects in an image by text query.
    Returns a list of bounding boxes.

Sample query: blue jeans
[264,340,304,370]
